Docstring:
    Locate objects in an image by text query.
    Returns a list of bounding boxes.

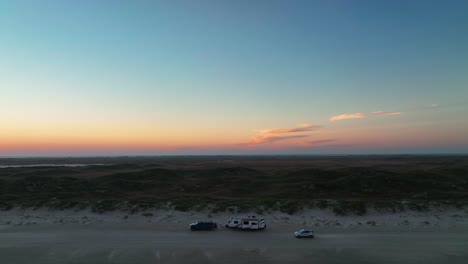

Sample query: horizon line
[1,153,468,159]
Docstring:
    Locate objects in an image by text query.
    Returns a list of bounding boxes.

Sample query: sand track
[1,223,467,264]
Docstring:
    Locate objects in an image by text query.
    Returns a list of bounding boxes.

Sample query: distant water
[0,164,107,168]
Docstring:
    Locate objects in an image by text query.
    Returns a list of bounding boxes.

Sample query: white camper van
[225,216,266,230]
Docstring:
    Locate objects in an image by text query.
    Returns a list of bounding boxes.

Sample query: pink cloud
[330,110,403,121]
[330,113,366,122]
[370,111,402,116]
[261,124,321,134]
[247,134,311,145]
[243,123,322,146]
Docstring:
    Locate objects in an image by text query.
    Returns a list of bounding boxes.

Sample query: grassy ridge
[0,157,467,214]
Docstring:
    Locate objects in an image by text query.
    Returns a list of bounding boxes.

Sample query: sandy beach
[1,207,468,263]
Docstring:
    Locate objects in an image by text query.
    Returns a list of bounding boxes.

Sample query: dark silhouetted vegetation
[0,156,467,214]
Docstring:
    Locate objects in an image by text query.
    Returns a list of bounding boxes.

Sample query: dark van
[190,221,218,231]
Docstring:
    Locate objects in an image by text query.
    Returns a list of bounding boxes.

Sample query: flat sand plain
[1,222,468,264]
[1,207,468,264]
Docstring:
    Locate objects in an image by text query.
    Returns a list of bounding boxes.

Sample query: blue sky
[1,0,467,156]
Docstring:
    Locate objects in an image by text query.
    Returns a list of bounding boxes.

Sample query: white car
[294,229,315,238]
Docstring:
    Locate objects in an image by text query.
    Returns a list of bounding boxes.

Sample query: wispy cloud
[247,134,311,145]
[330,110,403,121]
[370,111,402,116]
[243,123,321,145]
[261,123,321,135]
[330,113,366,122]
[425,101,468,109]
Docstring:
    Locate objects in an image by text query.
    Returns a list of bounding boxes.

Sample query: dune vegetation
[0,156,467,215]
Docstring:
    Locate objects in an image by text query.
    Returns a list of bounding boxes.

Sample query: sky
[1,0,468,156]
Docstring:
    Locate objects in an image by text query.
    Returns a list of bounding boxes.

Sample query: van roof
[231,217,264,221]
